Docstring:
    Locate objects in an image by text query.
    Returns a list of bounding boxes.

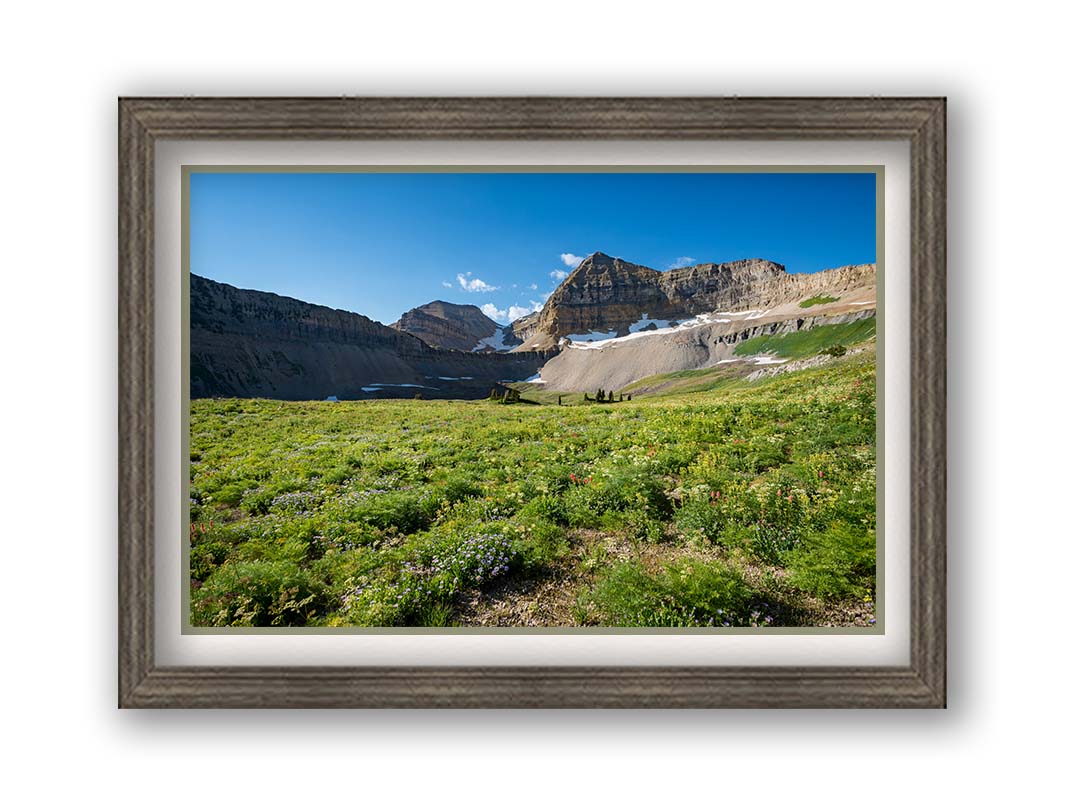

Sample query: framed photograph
[119,97,945,708]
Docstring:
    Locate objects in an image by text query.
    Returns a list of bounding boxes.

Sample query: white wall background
[1,1,1061,796]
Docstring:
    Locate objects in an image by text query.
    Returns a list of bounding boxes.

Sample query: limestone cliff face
[390,301,503,351]
[512,251,875,346]
[190,275,553,400]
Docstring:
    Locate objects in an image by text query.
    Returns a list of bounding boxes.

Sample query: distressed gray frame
[119,97,946,708]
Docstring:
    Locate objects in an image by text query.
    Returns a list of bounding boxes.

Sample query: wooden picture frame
[119,96,946,708]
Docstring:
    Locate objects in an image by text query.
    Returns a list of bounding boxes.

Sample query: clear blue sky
[189,171,876,325]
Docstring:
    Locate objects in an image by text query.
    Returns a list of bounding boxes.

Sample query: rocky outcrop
[390,300,511,351]
[511,251,875,347]
[191,275,553,400]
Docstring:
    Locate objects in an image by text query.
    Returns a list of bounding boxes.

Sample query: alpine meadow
[187,171,879,629]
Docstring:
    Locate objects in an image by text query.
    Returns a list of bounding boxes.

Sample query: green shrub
[339,523,518,626]
[674,496,727,543]
[515,493,567,525]
[784,520,875,599]
[190,541,231,583]
[511,519,570,570]
[559,466,672,527]
[602,508,666,543]
[587,559,762,627]
[191,560,324,626]
[335,489,441,534]
[745,524,803,565]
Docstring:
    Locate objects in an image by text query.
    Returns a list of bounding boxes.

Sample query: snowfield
[562,310,768,351]
[566,329,618,343]
[473,326,509,352]
[627,313,677,334]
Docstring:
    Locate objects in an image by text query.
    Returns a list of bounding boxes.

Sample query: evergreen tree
[608,390,614,402]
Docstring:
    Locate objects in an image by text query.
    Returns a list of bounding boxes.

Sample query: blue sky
[189,171,876,325]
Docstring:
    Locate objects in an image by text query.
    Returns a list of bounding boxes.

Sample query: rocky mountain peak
[511,253,874,348]
[391,299,517,352]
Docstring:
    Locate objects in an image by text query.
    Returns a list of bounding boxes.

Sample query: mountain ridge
[190,274,552,400]
[389,300,520,352]
[511,251,874,349]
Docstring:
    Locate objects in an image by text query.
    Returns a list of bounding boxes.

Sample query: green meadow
[189,347,877,629]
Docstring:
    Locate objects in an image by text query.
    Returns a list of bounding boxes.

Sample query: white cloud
[481,301,544,323]
[441,281,453,288]
[666,256,696,269]
[528,283,538,290]
[560,253,585,268]
[550,269,568,281]
[480,303,506,322]
[457,273,498,292]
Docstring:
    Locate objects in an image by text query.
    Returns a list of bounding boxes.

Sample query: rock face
[390,300,513,351]
[190,274,553,400]
[511,251,875,348]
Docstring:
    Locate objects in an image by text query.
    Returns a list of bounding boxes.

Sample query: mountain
[503,251,877,392]
[190,250,876,401]
[511,251,875,350]
[390,300,520,352]
[190,274,553,400]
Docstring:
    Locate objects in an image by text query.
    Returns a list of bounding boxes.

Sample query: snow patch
[557,308,773,351]
[324,395,339,402]
[713,309,770,320]
[473,326,509,352]
[365,383,434,389]
[523,373,545,383]
[751,357,788,365]
[565,312,734,350]
[566,329,618,342]
[627,313,676,334]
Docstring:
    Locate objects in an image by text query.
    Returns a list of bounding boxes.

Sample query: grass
[733,317,876,359]
[189,349,876,628]
[620,363,748,396]
[798,295,840,308]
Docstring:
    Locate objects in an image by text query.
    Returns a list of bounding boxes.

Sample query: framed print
[118,97,946,708]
